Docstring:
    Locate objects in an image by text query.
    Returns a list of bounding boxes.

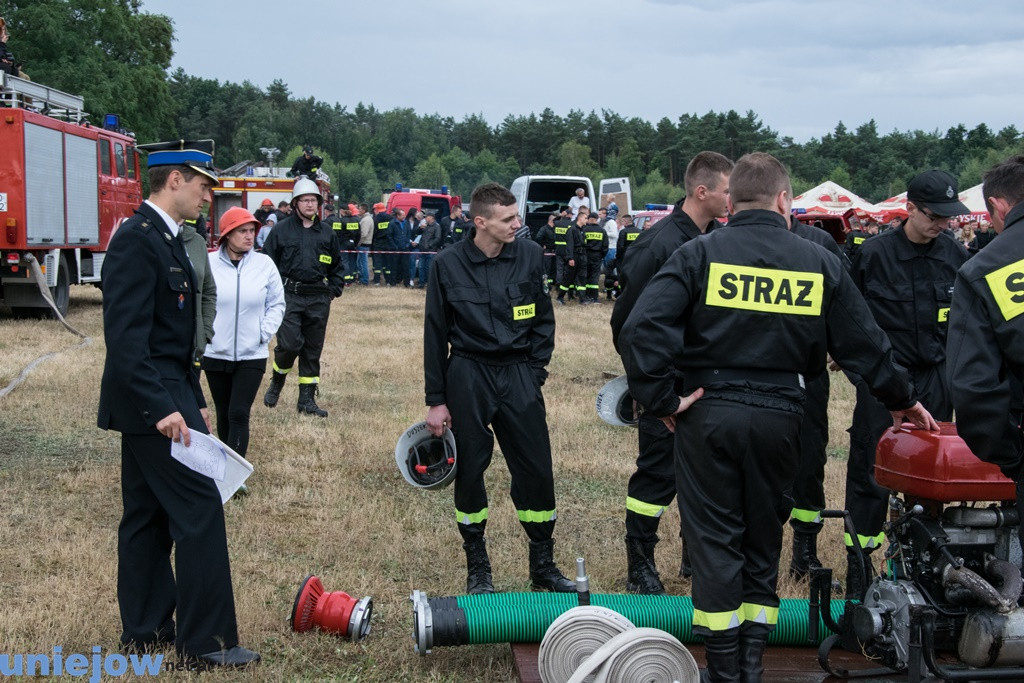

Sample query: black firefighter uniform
[423,236,560,544]
[620,209,914,638]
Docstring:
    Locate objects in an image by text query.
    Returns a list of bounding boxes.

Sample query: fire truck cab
[384,184,461,222]
[0,73,141,317]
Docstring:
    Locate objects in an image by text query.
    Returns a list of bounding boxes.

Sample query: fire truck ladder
[0,72,86,122]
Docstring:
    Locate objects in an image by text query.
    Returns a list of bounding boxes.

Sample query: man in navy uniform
[98,140,259,667]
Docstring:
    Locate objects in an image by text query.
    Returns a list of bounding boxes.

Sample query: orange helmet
[260,198,274,207]
[219,206,260,241]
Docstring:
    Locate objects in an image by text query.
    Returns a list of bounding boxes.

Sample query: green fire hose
[410,590,847,654]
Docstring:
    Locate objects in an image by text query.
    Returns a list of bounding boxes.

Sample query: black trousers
[118,432,238,656]
[371,249,387,283]
[844,363,951,550]
[555,256,575,298]
[584,256,602,300]
[543,253,556,287]
[677,398,801,636]
[202,357,267,458]
[273,290,331,382]
[625,412,677,541]
[447,355,557,543]
[788,372,830,533]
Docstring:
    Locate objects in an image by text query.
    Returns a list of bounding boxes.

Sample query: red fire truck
[0,73,141,317]
[207,162,331,243]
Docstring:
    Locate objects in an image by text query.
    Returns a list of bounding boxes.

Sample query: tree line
[6,1,1023,206]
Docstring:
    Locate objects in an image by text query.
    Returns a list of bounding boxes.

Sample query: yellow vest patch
[585,231,604,241]
[626,232,639,241]
[853,236,865,245]
[331,221,343,231]
[706,263,823,316]
[938,307,950,322]
[513,304,535,320]
[554,227,568,235]
[319,254,332,264]
[985,258,1024,321]
[377,221,389,231]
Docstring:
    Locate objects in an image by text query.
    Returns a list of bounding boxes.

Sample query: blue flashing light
[395,183,403,192]
[441,185,449,195]
[793,207,807,214]
[103,114,120,131]
[645,203,670,210]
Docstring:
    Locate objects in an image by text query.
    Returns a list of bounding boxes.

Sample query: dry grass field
[0,285,857,682]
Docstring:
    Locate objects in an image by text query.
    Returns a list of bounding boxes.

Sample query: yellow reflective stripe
[586,284,599,289]
[741,603,779,626]
[319,254,332,264]
[706,263,823,316]
[790,508,822,524]
[297,376,320,385]
[554,241,567,245]
[938,307,949,322]
[513,304,535,320]
[844,532,885,549]
[272,362,292,374]
[985,257,1024,321]
[585,231,604,240]
[516,509,557,523]
[626,497,667,518]
[456,508,489,525]
[692,608,743,632]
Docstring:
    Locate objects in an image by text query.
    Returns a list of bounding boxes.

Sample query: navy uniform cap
[138,139,219,186]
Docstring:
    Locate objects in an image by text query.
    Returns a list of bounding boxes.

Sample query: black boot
[463,537,494,594]
[739,631,768,683]
[844,548,871,600]
[625,537,665,594]
[702,631,741,683]
[680,536,693,578]
[789,529,822,581]
[528,539,576,592]
[263,371,286,407]
[297,384,328,417]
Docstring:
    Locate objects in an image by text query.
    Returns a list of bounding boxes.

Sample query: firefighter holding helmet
[261,178,344,417]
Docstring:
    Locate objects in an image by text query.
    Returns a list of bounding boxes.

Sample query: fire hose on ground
[409,590,849,654]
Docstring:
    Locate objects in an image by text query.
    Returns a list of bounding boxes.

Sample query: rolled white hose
[539,606,635,683]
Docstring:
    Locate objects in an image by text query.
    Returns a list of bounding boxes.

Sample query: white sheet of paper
[170,432,254,503]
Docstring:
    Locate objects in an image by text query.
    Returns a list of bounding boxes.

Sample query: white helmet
[395,421,457,490]
[596,375,638,427]
[291,177,323,207]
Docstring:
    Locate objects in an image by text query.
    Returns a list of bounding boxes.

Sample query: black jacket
[583,221,609,258]
[569,222,588,262]
[98,202,206,434]
[342,215,361,247]
[615,226,642,272]
[420,221,445,252]
[850,225,968,369]
[290,154,323,179]
[372,211,392,248]
[424,237,554,406]
[611,200,715,351]
[843,229,872,260]
[620,210,914,418]
[262,214,345,297]
[534,224,556,252]
[947,202,1024,478]
[0,40,19,76]
[553,219,574,258]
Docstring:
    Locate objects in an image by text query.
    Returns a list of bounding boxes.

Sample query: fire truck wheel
[47,255,70,319]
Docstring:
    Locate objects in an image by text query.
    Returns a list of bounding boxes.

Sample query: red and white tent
[875,184,989,222]
[792,181,894,221]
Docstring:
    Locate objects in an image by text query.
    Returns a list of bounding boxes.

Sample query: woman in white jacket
[202,207,285,458]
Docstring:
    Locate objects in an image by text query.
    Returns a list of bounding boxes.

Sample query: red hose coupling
[290,574,373,641]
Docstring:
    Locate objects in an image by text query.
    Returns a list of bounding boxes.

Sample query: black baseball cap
[907,170,969,217]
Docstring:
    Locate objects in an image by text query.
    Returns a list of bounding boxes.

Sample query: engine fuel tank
[875,422,1016,503]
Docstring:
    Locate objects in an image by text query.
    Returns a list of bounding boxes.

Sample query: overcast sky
[141,0,1023,143]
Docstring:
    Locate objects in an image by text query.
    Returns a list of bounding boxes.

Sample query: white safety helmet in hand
[395,421,457,490]
[596,375,638,427]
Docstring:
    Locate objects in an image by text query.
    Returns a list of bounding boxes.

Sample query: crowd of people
[94,133,1024,682]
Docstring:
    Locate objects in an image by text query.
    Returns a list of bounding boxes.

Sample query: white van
[509,175,632,235]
